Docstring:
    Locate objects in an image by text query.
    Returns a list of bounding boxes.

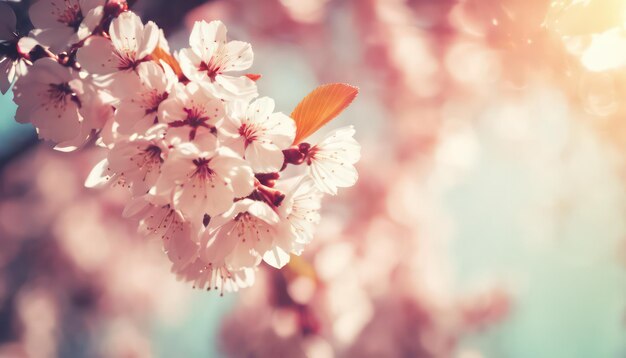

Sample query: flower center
[238,123,259,148]
[192,158,215,180]
[114,50,147,71]
[47,82,80,107]
[199,60,220,82]
[168,107,215,140]
[133,145,163,170]
[144,90,169,116]
[55,2,84,31]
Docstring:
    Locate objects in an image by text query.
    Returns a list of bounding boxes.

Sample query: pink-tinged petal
[246,96,275,122]
[262,246,291,269]
[77,5,103,40]
[137,61,170,92]
[121,196,150,218]
[177,47,204,82]
[198,131,222,152]
[15,57,72,85]
[223,40,253,72]
[154,155,194,196]
[115,99,154,135]
[76,36,118,75]
[225,243,261,271]
[246,141,284,173]
[207,201,250,231]
[32,27,77,52]
[202,222,239,265]
[213,74,258,100]
[317,126,361,163]
[163,226,198,271]
[109,11,143,56]
[189,20,225,60]
[137,21,160,59]
[175,176,234,221]
[30,105,81,143]
[29,0,66,29]
[17,37,38,54]
[229,165,255,198]
[220,136,246,158]
[219,109,244,139]
[14,97,37,124]
[84,158,112,188]
[247,201,280,224]
[53,123,91,152]
[210,151,254,197]
[157,100,184,126]
[265,113,296,149]
[79,0,106,12]
[310,159,358,194]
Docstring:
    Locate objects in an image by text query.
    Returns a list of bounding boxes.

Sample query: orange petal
[291,83,358,144]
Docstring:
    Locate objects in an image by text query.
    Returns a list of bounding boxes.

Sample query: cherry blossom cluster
[0,1,360,294]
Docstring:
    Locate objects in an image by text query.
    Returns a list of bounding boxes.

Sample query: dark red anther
[282,146,305,166]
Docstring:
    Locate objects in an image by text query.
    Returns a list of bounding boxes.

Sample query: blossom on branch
[3,6,360,293]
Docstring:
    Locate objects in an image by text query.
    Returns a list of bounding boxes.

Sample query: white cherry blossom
[115,62,177,135]
[29,0,104,52]
[221,97,296,173]
[158,81,224,148]
[13,58,84,143]
[155,143,255,224]
[276,176,323,255]
[137,203,199,270]
[77,11,159,76]
[202,199,282,270]
[86,126,167,195]
[178,20,256,100]
[306,126,361,195]
[3,7,362,292]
